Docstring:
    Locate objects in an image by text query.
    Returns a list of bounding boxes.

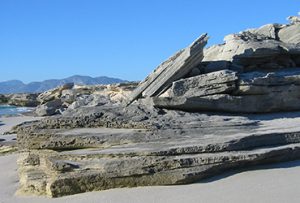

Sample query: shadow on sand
[198,159,300,184]
[202,111,300,121]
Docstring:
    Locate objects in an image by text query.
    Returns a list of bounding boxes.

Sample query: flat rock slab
[154,69,300,113]
[16,112,300,197]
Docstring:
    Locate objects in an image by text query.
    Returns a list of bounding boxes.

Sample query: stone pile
[35,82,138,116]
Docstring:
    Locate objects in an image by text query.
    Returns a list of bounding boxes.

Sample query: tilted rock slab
[126,34,208,105]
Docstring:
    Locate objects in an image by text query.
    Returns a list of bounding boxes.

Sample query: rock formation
[6,93,39,107]
[127,34,208,105]
[13,16,300,197]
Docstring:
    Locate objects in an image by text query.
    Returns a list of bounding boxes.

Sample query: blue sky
[0,0,299,83]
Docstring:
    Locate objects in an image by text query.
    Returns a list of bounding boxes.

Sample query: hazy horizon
[0,0,299,83]
[0,74,128,84]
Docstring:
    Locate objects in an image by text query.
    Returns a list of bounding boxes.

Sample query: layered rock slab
[154,68,300,113]
[127,34,208,105]
[16,112,300,197]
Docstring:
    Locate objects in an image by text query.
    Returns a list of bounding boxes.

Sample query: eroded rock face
[278,23,300,44]
[154,68,300,113]
[166,70,237,98]
[16,111,300,197]
[199,18,300,75]
[14,15,300,198]
[35,99,64,116]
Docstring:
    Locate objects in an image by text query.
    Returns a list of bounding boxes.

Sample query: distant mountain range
[0,75,127,94]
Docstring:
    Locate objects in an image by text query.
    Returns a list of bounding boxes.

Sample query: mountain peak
[0,75,127,94]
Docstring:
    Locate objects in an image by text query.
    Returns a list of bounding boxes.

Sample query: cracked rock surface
[14,15,300,197]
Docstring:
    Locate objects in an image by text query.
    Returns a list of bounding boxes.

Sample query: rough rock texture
[165,70,237,98]
[198,18,300,75]
[14,16,300,198]
[37,83,74,104]
[152,16,300,113]
[154,68,300,113]
[16,111,300,197]
[6,93,39,107]
[127,34,208,105]
[35,99,64,116]
[34,82,138,116]
[278,23,300,44]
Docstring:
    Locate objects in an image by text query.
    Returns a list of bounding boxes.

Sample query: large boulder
[35,99,63,116]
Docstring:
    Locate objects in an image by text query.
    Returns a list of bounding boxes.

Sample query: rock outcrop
[151,16,300,113]
[16,110,300,197]
[34,82,138,116]
[6,93,39,107]
[13,15,300,198]
[154,68,300,113]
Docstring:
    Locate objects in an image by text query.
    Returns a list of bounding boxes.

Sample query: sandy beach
[0,116,300,203]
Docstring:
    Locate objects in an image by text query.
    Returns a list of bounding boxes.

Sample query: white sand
[1,116,300,203]
[0,116,40,135]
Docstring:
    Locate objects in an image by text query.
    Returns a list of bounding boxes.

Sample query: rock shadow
[198,159,300,184]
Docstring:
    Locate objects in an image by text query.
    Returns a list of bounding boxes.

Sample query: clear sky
[0,0,299,83]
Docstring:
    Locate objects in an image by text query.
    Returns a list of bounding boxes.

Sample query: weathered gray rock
[166,70,237,97]
[60,89,76,104]
[236,69,300,95]
[37,83,74,104]
[247,23,284,40]
[127,34,208,105]
[7,93,39,107]
[15,112,300,197]
[35,99,63,116]
[278,23,300,45]
[154,85,300,113]
[13,15,300,198]
[202,25,300,74]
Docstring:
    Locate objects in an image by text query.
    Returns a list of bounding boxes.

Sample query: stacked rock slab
[126,33,208,105]
[153,68,300,113]
[16,111,300,197]
[14,16,300,198]
[154,16,300,113]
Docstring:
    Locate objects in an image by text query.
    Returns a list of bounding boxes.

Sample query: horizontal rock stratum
[14,15,300,197]
[16,112,300,197]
